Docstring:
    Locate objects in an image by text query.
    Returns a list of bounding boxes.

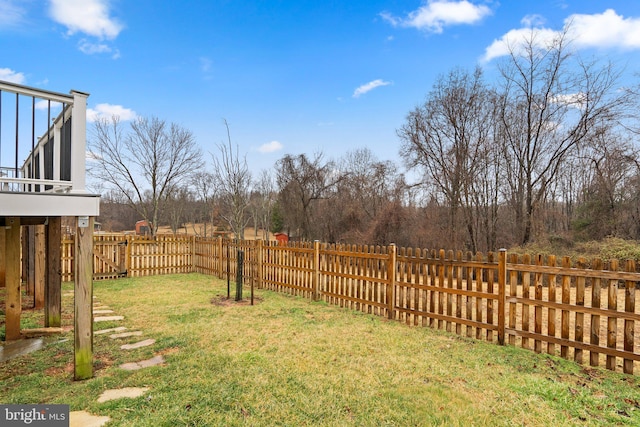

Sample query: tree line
[89,30,640,252]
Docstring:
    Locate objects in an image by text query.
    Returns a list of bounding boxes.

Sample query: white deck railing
[0,80,89,194]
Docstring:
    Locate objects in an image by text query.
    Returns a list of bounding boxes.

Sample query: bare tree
[89,116,203,236]
[211,120,252,240]
[496,28,634,244]
[163,185,193,235]
[252,169,276,240]
[96,189,140,232]
[331,148,408,244]
[191,171,217,237]
[275,152,344,241]
[398,67,495,252]
[572,132,639,239]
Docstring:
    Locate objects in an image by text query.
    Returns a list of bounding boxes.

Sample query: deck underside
[0,192,100,217]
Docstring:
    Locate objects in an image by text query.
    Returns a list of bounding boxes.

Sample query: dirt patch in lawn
[210,295,263,306]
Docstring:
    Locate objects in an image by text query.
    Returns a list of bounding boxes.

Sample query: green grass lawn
[2,273,640,426]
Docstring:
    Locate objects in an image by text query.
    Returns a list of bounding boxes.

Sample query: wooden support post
[24,226,34,298]
[21,226,27,292]
[74,216,94,380]
[387,244,397,320]
[497,249,506,345]
[34,225,46,310]
[313,240,320,301]
[5,217,21,341]
[0,226,5,288]
[45,217,62,327]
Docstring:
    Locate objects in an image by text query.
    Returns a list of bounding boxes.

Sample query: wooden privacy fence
[62,234,194,281]
[61,235,640,374]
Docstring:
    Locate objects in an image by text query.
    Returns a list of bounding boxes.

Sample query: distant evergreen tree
[271,203,284,233]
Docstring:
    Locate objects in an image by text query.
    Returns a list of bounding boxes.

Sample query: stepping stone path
[110,331,143,339]
[82,299,167,424]
[120,355,165,371]
[97,387,150,403]
[69,411,110,427]
[72,387,151,425]
[121,338,156,350]
[95,326,128,335]
[94,315,124,322]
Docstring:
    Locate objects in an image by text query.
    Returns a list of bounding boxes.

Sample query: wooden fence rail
[60,234,640,374]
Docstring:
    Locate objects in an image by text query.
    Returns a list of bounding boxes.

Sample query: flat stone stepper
[97,387,150,403]
[120,339,156,350]
[94,315,124,322]
[110,331,143,339]
[120,355,165,371]
[95,326,127,335]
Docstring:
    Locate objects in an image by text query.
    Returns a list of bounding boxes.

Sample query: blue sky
[2,0,640,175]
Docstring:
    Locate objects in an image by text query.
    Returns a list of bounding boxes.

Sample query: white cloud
[353,79,391,98]
[78,40,121,59]
[78,39,111,54]
[552,92,588,110]
[49,0,123,39]
[482,9,640,62]
[0,67,25,84]
[87,103,137,122]
[482,27,559,62]
[568,9,640,50]
[521,14,546,28]
[35,99,62,110]
[258,141,283,153]
[0,0,26,27]
[381,0,492,34]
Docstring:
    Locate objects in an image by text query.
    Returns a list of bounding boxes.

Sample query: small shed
[135,220,152,236]
[274,232,289,244]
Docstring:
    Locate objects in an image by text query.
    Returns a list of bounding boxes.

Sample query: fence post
[624,259,636,375]
[125,234,132,278]
[256,240,263,301]
[313,240,320,301]
[387,243,397,320]
[498,248,506,345]
[191,235,196,273]
[226,240,231,298]
[217,236,223,278]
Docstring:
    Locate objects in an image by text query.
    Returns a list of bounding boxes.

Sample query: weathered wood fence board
[505,255,640,374]
[60,234,640,374]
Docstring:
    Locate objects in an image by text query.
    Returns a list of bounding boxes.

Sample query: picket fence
[61,234,640,374]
